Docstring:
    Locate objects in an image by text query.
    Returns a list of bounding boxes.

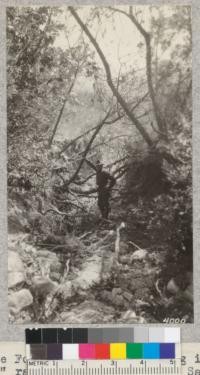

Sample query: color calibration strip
[26,327,180,344]
[26,343,180,360]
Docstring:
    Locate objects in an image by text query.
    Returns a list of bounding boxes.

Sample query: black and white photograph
[7,5,193,324]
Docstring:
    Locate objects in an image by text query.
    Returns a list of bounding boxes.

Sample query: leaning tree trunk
[110,6,166,136]
[69,7,153,148]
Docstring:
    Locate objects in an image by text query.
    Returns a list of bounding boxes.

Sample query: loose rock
[114,295,124,307]
[31,276,57,297]
[112,288,122,298]
[123,291,133,302]
[167,278,180,295]
[100,290,113,303]
[119,256,130,264]
[58,281,75,301]
[60,301,115,323]
[74,254,102,291]
[130,249,148,262]
[8,251,25,288]
[8,289,33,315]
[8,251,24,273]
[121,309,146,323]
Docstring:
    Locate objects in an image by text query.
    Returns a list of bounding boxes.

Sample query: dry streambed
[8,227,185,324]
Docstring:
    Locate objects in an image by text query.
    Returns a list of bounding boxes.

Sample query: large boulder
[130,249,148,262]
[120,309,147,323]
[8,289,33,315]
[58,281,75,301]
[8,251,25,289]
[73,254,102,291]
[112,288,122,298]
[60,300,115,323]
[8,203,29,233]
[167,278,180,295]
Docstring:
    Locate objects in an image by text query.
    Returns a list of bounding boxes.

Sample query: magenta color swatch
[79,344,96,359]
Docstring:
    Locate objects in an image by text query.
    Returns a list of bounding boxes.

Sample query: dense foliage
[7,6,193,323]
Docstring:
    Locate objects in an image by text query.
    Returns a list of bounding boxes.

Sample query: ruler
[27,359,181,374]
[1,342,200,374]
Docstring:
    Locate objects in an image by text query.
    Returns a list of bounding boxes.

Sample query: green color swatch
[126,343,143,359]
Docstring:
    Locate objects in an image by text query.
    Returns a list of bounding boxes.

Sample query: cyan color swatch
[143,343,160,359]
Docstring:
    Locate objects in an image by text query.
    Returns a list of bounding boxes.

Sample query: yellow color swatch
[110,343,126,359]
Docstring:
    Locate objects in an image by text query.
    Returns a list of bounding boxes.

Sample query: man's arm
[107,173,116,189]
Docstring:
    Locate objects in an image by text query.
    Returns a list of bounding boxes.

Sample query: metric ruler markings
[27,360,181,375]
[2,342,200,375]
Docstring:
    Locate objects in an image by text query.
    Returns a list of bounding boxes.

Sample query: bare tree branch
[59,91,149,157]
[73,154,128,186]
[59,113,123,157]
[78,134,129,157]
[69,186,98,196]
[150,121,167,137]
[110,6,165,135]
[48,64,80,147]
[69,165,125,197]
[69,6,153,147]
[62,109,111,189]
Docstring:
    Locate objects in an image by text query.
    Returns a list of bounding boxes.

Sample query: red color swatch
[95,344,110,359]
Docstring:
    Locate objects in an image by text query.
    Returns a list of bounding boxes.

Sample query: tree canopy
[7,6,192,324]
